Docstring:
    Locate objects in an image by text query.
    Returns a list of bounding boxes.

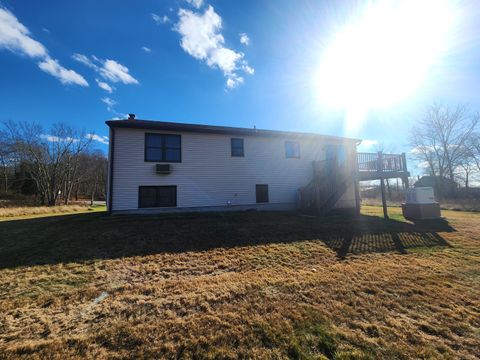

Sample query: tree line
[2,104,478,206]
[0,120,107,206]
[410,103,480,199]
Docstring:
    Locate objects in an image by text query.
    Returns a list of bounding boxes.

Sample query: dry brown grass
[0,207,478,359]
[361,196,480,212]
[0,204,102,219]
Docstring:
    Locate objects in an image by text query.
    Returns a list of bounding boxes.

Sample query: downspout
[107,127,115,214]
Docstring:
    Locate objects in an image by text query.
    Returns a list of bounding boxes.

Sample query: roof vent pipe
[128,114,135,120]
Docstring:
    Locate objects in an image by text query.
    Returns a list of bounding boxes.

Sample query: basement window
[138,186,177,208]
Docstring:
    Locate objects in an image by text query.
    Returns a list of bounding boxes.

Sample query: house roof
[105,118,361,143]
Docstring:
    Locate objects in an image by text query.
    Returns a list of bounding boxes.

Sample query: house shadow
[321,215,454,259]
[0,211,455,269]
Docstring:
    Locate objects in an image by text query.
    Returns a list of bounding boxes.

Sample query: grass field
[0,204,105,220]
[0,206,479,359]
[361,196,480,212]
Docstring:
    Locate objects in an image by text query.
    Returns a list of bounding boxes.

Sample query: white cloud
[417,161,431,169]
[176,7,222,60]
[100,98,126,118]
[0,7,88,86]
[207,46,242,74]
[101,97,117,110]
[96,79,113,93]
[242,64,254,75]
[226,75,244,89]
[0,7,47,57]
[239,33,250,46]
[411,146,422,155]
[73,54,139,85]
[72,53,97,69]
[358,139,378,151]
[152,13,161,23]
[411,145,436,154]
[86,133,109,145]
[141,46,152,53]
[40,134,78,143]
[186,0,204,9]
[152,13,170,24]
[175,6,254,89]
[38,57,88,86]
[40,134,60,142]
[100,59,139,84]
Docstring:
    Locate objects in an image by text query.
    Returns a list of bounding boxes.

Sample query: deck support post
[401,152,409,190]
[354,149,361,216]
[357,151,410,218]
[377,152,388,219]
[380,178,388,219]
[354,177,361,216]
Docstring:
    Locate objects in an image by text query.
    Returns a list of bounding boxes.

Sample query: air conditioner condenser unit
[156,164,171,174]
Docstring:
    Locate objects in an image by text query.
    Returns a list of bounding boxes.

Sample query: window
[145,133,181,162]
[285,141,300,158]
[256,184,269,203]
[231,138,244,157]
[138,186,177,208]
[326,144,347,166]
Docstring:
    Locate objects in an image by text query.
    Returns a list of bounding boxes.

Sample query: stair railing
[298,157,352,214]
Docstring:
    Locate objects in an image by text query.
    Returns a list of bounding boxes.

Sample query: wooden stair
[298,159,353,216]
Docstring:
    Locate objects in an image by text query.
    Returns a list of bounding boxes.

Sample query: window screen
[139,186,177,208]
[256,184,269,203]
[145,133,181,162]
[231,138,244,157]
[285,141,300,158]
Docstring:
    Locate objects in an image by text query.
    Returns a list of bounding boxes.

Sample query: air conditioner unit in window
[156,164,171,174]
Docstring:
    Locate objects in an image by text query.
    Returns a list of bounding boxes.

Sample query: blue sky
[1,0,480,170]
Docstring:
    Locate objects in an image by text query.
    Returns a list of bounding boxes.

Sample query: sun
[315,0,459,130]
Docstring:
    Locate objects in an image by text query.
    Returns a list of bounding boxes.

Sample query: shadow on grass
[325,228,452,259]
[0,211,455,269]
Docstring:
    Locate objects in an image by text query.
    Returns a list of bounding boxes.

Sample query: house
[106,115,361,214]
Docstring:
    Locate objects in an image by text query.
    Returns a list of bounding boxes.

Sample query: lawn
[0,206,478,359]
[0,204,106,220]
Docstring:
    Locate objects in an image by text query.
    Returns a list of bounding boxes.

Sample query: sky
[1,0,480,174]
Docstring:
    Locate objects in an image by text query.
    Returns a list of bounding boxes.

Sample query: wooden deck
[357,152,410,181]
[298,151,410,218]
[356,152,410,219]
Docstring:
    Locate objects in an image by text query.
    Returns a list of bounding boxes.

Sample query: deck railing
[357,152,407,173]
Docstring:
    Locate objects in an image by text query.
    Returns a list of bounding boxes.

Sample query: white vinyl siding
[110,128,357,211]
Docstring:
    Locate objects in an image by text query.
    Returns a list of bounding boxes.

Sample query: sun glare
[316,0,459,130]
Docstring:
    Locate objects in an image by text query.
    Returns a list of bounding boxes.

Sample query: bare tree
[468,132,480,173]
[0,131,15,193]
[2,120,92,206]
[410,103,479,199]
[61,129,93,204]
[84,151,108,205]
